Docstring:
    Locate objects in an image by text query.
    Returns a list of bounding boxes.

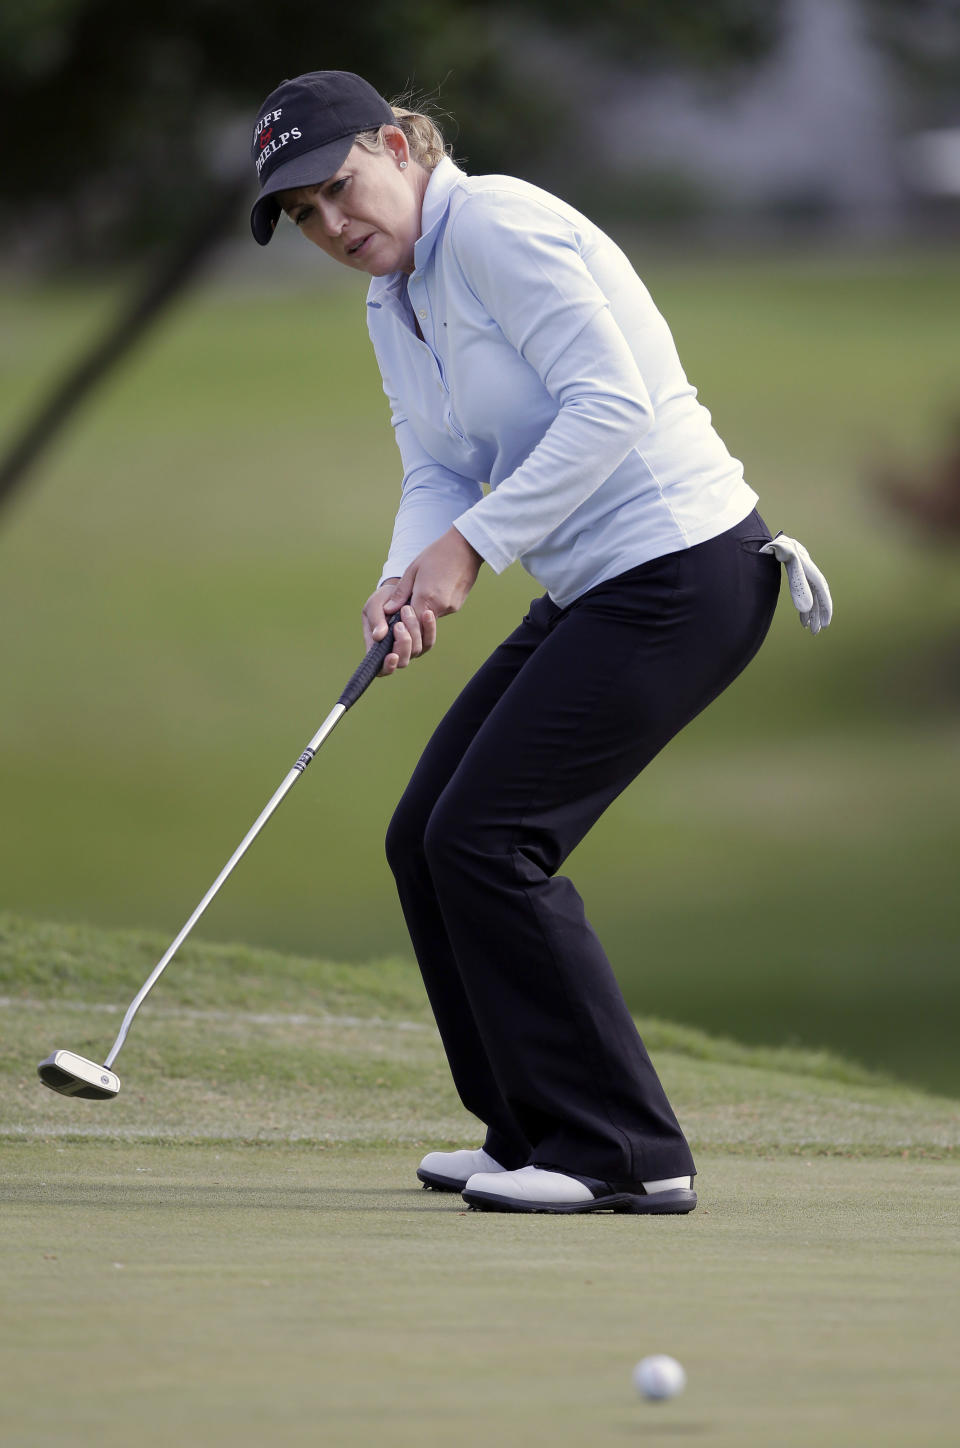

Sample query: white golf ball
[633,1354,686,1400]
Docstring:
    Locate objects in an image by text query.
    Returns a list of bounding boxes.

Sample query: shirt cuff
[452,513,513,575]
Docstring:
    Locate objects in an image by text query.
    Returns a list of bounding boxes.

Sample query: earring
[399,161,408,169]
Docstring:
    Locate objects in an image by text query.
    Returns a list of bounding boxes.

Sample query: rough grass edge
[3,1129,957,1160]
[0,910,924,1093]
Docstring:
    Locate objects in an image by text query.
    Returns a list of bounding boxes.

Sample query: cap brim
[250,135,356,245]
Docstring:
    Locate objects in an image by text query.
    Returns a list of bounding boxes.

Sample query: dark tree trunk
[0,177,248,515]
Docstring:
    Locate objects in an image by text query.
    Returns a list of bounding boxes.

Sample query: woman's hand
[386,527,482,624]
[362,581,439,677]
[362,528,482,676]
[361,581,420,676]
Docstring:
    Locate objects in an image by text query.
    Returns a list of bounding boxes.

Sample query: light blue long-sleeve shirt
[367,158,758,608]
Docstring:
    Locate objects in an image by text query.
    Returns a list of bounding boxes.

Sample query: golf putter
[38,615,400,1100]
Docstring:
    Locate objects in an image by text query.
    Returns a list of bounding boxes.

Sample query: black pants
[385,510,781,1187]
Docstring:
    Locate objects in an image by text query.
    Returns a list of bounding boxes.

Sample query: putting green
[1,1143,957,1448]
[3,916,958,1444]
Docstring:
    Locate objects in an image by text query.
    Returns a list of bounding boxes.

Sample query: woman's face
[280,130,427,276]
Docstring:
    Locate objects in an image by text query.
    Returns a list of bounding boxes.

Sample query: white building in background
[592,0,909,229]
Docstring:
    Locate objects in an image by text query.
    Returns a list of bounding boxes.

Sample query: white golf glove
[759,533,833,635]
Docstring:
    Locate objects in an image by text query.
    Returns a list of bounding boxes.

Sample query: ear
[382,126,410,168]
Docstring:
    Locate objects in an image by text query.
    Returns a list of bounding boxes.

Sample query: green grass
[1,914,958,1447]
[1,247,959,1092]
[1,1146,958,1448]
[3,912,957,1154]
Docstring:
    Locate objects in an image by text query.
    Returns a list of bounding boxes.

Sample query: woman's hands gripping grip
[361,526,483,676]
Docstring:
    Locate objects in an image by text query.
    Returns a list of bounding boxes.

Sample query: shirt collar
[367,156,465,309]
[415,155,464,264]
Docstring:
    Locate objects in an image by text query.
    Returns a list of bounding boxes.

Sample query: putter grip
[338,614,401,710]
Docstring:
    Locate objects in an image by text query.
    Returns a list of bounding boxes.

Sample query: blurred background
[2,0,958,1092]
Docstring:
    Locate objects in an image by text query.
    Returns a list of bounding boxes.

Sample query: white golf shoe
[417,1146,507,1193]
[462,1165,697,1215]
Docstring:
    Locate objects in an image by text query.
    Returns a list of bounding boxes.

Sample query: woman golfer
[250,70,831,1214]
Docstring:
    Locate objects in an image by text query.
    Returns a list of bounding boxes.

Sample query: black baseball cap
[250,71,395,245]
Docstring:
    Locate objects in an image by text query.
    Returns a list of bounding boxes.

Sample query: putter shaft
[38,616,399,1098]
[103,701,346,1068]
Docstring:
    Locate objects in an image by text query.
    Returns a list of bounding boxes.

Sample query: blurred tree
[3,0,956,509]
[3,0,957,262]
[1,0,777,265]
[0,0,779,509]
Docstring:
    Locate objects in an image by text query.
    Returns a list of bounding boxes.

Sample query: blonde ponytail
[355,103,451,172]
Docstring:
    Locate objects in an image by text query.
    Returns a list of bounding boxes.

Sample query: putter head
[37,1050,120,1100]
